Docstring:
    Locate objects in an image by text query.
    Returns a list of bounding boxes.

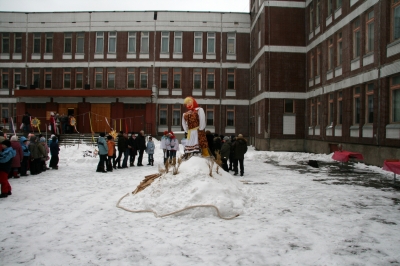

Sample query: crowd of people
[0,132,60,198]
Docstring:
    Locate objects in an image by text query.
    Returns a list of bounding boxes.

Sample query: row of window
[309,0,399,42]
[158,104,235,127]
[310,75,400,127]
[0,31,237,56]
[309,9,375,78]
[0,68,237,90]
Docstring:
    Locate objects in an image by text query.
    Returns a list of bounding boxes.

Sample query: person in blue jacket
[19,136,30,176]
[145,136,155,166]
[96,132,108,173]
[0,139,16,198]
[49,136,60,170]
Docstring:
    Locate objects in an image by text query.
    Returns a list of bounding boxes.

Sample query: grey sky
[0,0,249,13]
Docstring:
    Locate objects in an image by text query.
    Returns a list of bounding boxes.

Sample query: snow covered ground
[1,139,400,265]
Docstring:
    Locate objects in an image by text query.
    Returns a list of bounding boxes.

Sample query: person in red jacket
[0,139,16,198]
[10,135,23,178]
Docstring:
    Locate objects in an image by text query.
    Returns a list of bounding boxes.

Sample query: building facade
[0,0,399,165]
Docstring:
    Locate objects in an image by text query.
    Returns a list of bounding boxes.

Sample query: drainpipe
[88,12,92,87]
[153,11,158,136]
[376,0,382,146]
[267,1,271,150]
[219,13,223,134]
[25,13,28,87]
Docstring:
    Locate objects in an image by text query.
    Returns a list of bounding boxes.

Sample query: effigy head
[183,96,198,110]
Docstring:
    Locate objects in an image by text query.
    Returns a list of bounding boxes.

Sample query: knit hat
[11,135,18,141]
[223,136,230,141]
[2,139,11,147]
[20,136,27,143]
[238,134,243,137]
[100,132,106,137]
[40,137,46,142]
[164,130,168,135]
[50,134,55,139]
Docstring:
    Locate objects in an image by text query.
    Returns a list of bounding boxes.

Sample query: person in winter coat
[136,130,146,166]
[229,135,236,171]
[116,131,128,169]
[0,140,16,198]
[145,136,155,166]
[205,130,215,157]
[29,136,46,175]
[49,136,60,170]
[168,134,178,165]
[96,132,108,173]
[39,137,50,172]
[19,136,30,176]
[232,134,248,176]
[106,135,115,172]
[213,134,222,156]
[22,112,31,136]
[220,136,231,172]
[160,130,169,164]
[9,135,23,178]
[180,133,188,154]
[127,133,137,167]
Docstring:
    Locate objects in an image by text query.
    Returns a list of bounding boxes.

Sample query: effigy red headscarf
[183,96,199,111]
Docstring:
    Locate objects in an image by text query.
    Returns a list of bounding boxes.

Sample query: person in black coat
[205,130,215,157]
[22,112,31,136]
[116,131,128,168]
[136,130,146,166]
[229,135,236,171]
[49,136,59,169]
[213,134,222,156]
[232,134,248,176]
[127,133,138,166]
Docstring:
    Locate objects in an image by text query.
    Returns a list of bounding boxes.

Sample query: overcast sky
[0,0,249,13]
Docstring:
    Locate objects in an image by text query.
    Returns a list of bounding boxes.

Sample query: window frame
[141,32,149,53]
[14,69,21,89]
[45,68,52,89]
[45,33,53,53]
[33,68,40,88]
[337,91,343,125]
[173,68,181,89]
[316,0,320,27]
[353,87,361,125]
[140,68,148,89]
[64,33,72,53]
[365,83,374,124]
[14,33,22,54]
[353,18,361,59]
[63,68,71,89]
[33,33,41,54]
[284,99,294,113]
[366,10,374,53]
[206,105,214,126]
[310,3,314,32]
[1,69,9,89]
[76,68,83,89]
[227,68,235,90]
[317,47,321,76]
[390,75,400,123]
[206,68,215,89]
[226,105,235,127]
[128,32,136,53]
[328,38,334,70]
[160,68,168,89]
[108,32,117,53]
[161,31,169,54]
[172,104,181,126]
[95,32,104,54]
[337,32,342,66]
[392,0,400,41]
[95,68,103,89]
[127,67,135,89]
[174,32,182,53]
[159,104,167,126]
[207,32,215,54]
[310,52,314,79]
[76,33,84,54]
[227,32,236,54]
[107,67,115,89]
[194,32,202,54]
[1,33,9,53]
[193,68,202,89]
[328,93,334,125]
[317,97,321,126]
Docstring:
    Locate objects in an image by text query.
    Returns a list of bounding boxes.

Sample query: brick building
[0,0,399,165]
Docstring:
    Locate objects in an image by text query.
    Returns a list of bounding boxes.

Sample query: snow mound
[118,156,252,219]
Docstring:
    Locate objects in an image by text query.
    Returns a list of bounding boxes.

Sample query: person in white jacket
[182,97,210,157]
[160,130,169,164]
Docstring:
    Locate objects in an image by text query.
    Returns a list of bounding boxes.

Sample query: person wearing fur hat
[127,133,137,167]
[49,136,60,170]
[96,132,108,173]
[19,136,30,176]
[168,133,178,165]
[10,135,23,178]
[136,130,146,166]
[0,139,16,198]
[220,136,231,172]
[160,130,169,164]
[39,137,50,171]
[29,135,46,175]
[232,134,248,176]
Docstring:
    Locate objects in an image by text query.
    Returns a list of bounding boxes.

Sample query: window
[64,68,71,89]
[206,105,214,126]
[328,93,334,125]
[337,32,342,66]
[391,75,400,122]
[159,104,167,125]
[33,68,40,88]
[2,69,8,89]
[285,99,294,113]
[337,0,342,9]
[353,18,361,58]
[393,0,400,41]
[14,33,22,53]
[311,99,315,125]
[128,32,136,53]
[366,83,374,124]
[174,32,182,53]
[337,91,343,124]
[161,32,169,53]
[108,32,117,53]
[328,38,334,70]
[207,68,214,89]
[45,33,53,53]
[227,69,235,90]
[227,33,236,54]
[96,32,104,53]
[310,3,314,32]
[95,68,103,88]
[310,53,314,78]
[173,68,181,89]
[33,33,41,53]
[76,33,84,53]
[141,32,149,53]
[1,33,9,53]
[354,87,361,124]
[127,68,135,88]
[172,104,181,126]
[317,97,321,125]
[317,48,321,76]
[64,33,72,53]
[226,105,235,126]
[366,10,374,53]
[194,32,202,53]
[328,0,333,16]
[140,68,147,88]
[258,72,261,91]
[193,68,201,89]
[258,30,261,48]
[316,0,320,26]
[76,68,83,89]
[14,69,21,88]
[160,68,168,89]
[107,68,115,88]
[45,68,52,88]
[1,105,9,124]
[207,32,215,54]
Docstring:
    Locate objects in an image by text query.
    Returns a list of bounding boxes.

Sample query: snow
[1,139,400,265]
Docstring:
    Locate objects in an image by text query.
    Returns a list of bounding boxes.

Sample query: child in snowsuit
[145,136,155,166]
[0,140,16,198]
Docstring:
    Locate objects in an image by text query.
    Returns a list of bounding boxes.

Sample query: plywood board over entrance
[91,104,111,133]
[124,104,146,133]
[58,104,78,117]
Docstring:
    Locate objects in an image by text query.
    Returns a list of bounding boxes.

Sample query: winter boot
[0,193,8,198]
[151,160,154,166]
